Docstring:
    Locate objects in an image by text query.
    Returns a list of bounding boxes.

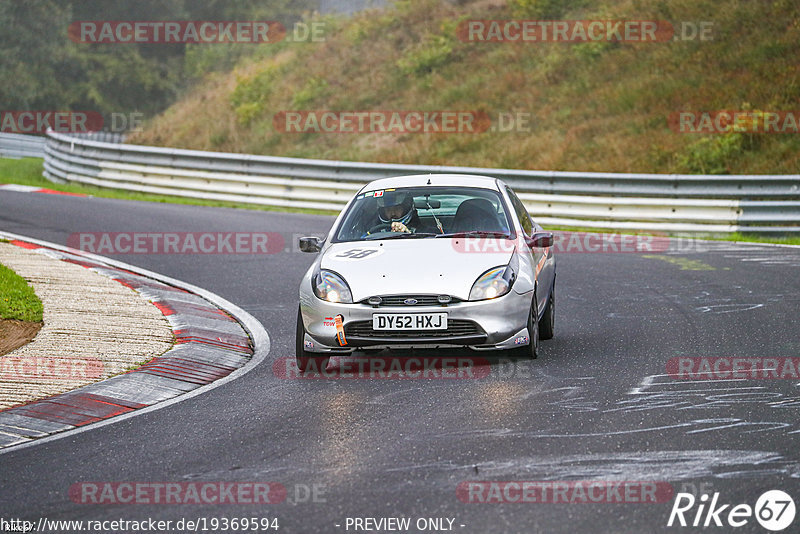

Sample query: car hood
[320,239,514,302]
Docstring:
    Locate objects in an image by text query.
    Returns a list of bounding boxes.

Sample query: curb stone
[0,241,173,409]
[0,234,266,450]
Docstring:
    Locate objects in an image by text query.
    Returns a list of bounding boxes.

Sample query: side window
[507,187,533,236]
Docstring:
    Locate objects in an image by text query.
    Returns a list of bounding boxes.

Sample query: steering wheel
[366,223,394,234]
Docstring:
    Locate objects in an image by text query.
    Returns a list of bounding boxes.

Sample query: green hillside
[131,0,800,174]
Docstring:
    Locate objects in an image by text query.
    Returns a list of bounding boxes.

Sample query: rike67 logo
[668,490,795,531]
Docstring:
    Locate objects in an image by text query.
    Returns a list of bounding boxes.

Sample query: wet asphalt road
[1,190,799,533]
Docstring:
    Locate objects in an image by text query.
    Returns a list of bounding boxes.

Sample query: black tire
[513,291,539,359]
[539,280,555,341]
[296,306,328,373]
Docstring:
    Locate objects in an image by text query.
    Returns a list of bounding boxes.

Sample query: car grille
[359,294,462,307]
[344,319,483,339]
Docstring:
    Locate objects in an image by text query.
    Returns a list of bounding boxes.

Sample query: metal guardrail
[0,132,124,159]
[62,131,127,144]
[15,130,799,234]
[0,133,46,159]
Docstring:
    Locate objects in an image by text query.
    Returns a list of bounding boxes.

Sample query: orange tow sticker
[335,315,347,346]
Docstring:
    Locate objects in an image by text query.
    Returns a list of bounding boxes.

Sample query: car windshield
[333,186,514,242]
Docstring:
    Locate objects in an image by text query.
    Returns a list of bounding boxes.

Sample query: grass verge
[0,261,43,322]
[131,0,800,175]
[545,225,800,246]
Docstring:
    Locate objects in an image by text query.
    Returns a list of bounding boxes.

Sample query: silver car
[296,174,556,372]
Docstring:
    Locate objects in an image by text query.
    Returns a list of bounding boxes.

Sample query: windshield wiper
[435,231,511,238]
[376,232,438,240]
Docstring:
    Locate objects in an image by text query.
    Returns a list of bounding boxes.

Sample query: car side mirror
[299,236,323,253]
[526,232,553,248]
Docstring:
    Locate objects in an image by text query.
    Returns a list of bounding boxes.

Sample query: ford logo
[403,298,418,306]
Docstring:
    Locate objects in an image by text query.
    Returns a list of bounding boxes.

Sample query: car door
[506,186,552,318]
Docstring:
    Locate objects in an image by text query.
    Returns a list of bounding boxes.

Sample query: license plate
[372,313,447,330]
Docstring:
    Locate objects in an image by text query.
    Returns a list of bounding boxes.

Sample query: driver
[376,190,419,233]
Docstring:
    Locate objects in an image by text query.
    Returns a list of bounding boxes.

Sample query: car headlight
[469,266,515,301]
[313,269,353,303]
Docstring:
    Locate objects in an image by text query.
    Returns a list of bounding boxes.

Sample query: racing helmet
[377,190,414,225]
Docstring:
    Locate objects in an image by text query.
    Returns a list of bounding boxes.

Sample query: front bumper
[299,290,532,353]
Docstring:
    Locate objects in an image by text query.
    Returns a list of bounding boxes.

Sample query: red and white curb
[0,231,269,452]
[0,183,87,196]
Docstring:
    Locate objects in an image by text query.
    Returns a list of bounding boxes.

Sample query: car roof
[359,174,501,193]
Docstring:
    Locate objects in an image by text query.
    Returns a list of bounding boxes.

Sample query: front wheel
[296,306,328,373]
[513,292,539,359]
[539,280,555,341]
